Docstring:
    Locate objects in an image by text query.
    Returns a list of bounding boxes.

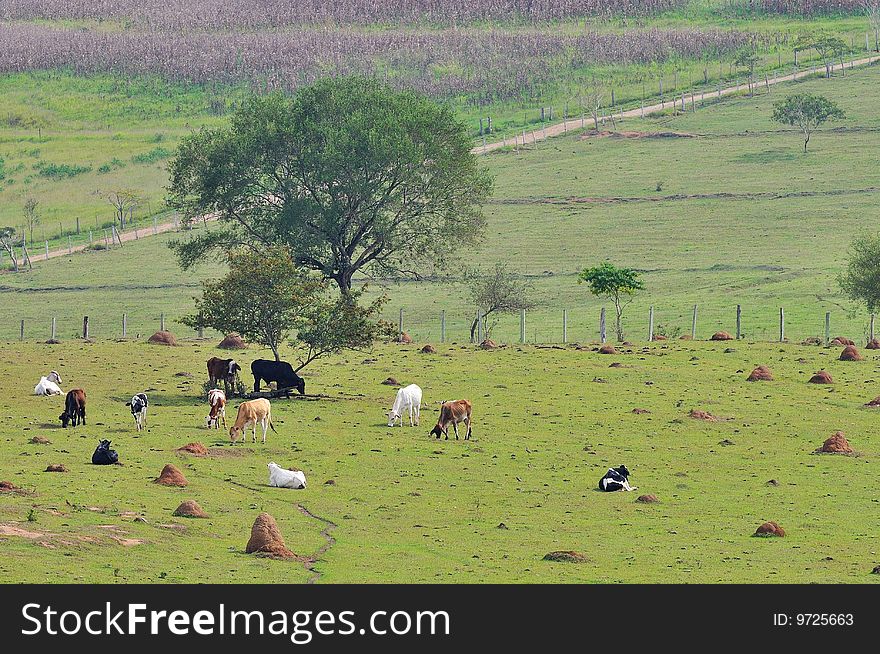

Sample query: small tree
[0,226,20,272]
[108,189,141,230]
[466,263,536,341]
[839,235,880,314]
[733,48,759,96]
[797,33,847,78]
[771,94,845,152]
[577,263,644,342]
[864,0,880,51]
[22,198,40,245]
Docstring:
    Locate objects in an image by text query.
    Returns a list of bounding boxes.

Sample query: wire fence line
[5,304,877,347]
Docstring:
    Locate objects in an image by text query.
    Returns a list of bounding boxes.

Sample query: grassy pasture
[1,338,880,583]
[3,63,880,344]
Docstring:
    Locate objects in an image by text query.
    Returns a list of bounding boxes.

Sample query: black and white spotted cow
[598,465,636,492]
[125,393,148,431]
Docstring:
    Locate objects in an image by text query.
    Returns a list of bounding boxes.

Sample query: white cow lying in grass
[34,371,63,396]
[268,462,306,489]
[387,383,422,427]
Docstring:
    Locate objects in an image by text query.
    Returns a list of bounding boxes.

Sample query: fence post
[825,312,830,346]
[160,313,166,332]
[520,309,526,344]
[736,304,742,340]
[872,314,876,342]
[51,317,56,341]
[153,217,158,235]
[398,308,403,342]
[82,316,89,339]
[600,307,607,343]
[648,306,654,341]
[691,304,698,339]
[779,308,785,342]
[440,310,446,343]
[45,240,49,259]
[20,320,24,341]
[562,309,568,343]
[122,313,127,338]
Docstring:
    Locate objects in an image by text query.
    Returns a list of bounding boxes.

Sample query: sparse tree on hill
[466,263,536,341]
[108,189,141,230]
[839,235,880,314]
[862,0,880,51]
[22,198,40,245]
[0,226,20,272]
[771,94,844,152]
[734,48,759,96]
[577,262,644,342]
[168,77,492,297]
[796,33,847,78]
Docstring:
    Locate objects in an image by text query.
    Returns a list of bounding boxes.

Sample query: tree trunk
[614,301,624,342]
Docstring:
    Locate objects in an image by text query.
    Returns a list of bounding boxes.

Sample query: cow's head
[429,425,445,438]
[228,360,241,376]
[48,371,62,385]
[59,412,70,428]
[229,426,242,442]
[98,439,111,450]
[387,410,400,427]
[615,465,630,479]
[294,376,305,395]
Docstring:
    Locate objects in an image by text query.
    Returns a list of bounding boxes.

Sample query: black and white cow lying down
[598,465,637,492]
[125,393,148,431]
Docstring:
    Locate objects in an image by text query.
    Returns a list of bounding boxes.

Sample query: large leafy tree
[839,235,880,315]
[168,77,492,295]
[577,262,645,341]
[771,94,845,152]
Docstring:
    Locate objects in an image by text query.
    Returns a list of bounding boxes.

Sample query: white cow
[268,462,307,489]
[205,388,227,429]
[34,371,63,396]
[387,383,422,427]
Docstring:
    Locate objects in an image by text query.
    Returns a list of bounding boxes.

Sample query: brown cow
[60,389,86,428]
[430,399,472,440]
[207,357,241,396]
[205,388,227,429]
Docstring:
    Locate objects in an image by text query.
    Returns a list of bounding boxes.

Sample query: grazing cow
[251,359,305,395]
[205,388,227,429]
[207,357,241,395]
[429,399,472,440]
[125,393,148,431]
[598,465,637,492]
[267,462,307,489]
[34,371,63,396]
[59,389,86,428]
[229,398,276,444]
[388,384,423,427]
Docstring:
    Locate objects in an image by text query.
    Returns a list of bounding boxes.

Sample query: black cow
[60,389,86,428]
[251,359,305,395]
[92,439,119,465]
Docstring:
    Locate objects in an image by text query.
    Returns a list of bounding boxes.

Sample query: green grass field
[2,338,879,583]
[3,62,880,345]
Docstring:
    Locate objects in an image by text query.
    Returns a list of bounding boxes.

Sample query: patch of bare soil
[420,344,437,354]
[45,464,67,472]
[0,524,46,539]
[839,345,863,361]
[635,494,660,504]
[29,436,51,444]
[218,333,247,349]
[754,521,785,537]
[580,129,695,140]
[381,377,400,386]
[746,365,773,382]
[816,431,854,454]
[832,336,855,346]
[865,396,880,407]
[632,408,651,414]
[689,409,717,422]
[710,331,733,341]
[808,371,833,384]
[867,338,880,350]
[173,500,209,518]
[176,442,208,456]
[480,339,498,350]
[598,344,617,354]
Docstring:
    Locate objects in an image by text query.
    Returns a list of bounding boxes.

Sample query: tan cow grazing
[206,388,227,429]
[229,398,275,444]
[430,399,472,440]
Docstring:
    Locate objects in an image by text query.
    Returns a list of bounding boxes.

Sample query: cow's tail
[268,413,278,433]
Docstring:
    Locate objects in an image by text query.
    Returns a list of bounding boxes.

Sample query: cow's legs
[261,419,267,444]
[253,375,261,393]
[415,404,420,426]
[408,405,414,427]
[465,418,472,440]
[453,422,459,440]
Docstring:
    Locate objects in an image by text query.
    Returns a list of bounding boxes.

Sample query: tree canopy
[771,94,844,152]
[168,77,493,294]
[577,262,644,341]
[839,234,880,314]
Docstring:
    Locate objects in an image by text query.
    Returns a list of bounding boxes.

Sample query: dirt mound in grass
[217,333,247,349]
[598,344,617,354]
[0,481,22,492]
[29,436,51,445]
[480,339,498,350]
[635,494,659,504]
[45,464,67,472]
[653,334,667,341]
[381,377,400,386]
[679,334,692,340]
[148,331,178,346]
[420,344,437,354]
[746,365,773,382]
[153,464,188,487]
[542,550,588,563]
[867,338,880,350]
[808,371,833,384]
[632,408,651,414]
[245,512,297,559]
[865,396,880,407]
[839,345,863,361]
[832,336,855,346]
[816,431,854,454]
[802,336,823,346]
[398,332,413,344]
[176,442,208,456]
[754,521,785,537]
[710,331,733,341]
[689,409,717,422]
[172,500,209,518]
